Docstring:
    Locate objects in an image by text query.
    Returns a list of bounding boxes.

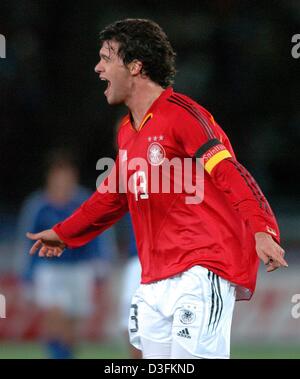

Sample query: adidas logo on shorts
[177,328,191,339]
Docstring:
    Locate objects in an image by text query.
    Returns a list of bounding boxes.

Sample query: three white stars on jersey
[148,135,164,142]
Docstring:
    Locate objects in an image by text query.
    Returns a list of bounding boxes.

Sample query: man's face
[95,40,132,105]
[46,166,78,204]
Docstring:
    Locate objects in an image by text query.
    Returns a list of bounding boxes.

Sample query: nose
[95,61,103,74]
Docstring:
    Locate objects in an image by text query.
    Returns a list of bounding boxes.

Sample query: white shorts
[33,262,95,317]
[120,256,141,331]
[129,265,236,359]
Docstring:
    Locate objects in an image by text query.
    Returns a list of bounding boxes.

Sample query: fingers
[270,242,287,265]
[258,250,270,266]
[266,259,281,272]
[54,247,64,257]
[57,248,64,258]
[267,263,280,272]
[30,241,64,258]
[46,248,59,258]
[29,240,43,255]
[38,245,48,257]
[39,246,63,258]
[270,247,288,267]
[255,233,288,269]
[257,246,288,271]
[26,232,44,241]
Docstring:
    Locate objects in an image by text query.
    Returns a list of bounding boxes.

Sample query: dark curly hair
[99,18,176,88]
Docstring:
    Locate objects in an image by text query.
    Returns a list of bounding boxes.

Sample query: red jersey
[53,87,280,300]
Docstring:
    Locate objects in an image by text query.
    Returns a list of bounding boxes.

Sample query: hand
[255,232,288,272]
[26,229,66,258]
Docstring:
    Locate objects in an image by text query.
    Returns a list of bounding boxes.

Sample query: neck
[126,81,165,130]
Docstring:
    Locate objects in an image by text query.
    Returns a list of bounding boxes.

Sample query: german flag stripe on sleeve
[194,139,232,174]
[195,138,221,158]
[205,150,232,174]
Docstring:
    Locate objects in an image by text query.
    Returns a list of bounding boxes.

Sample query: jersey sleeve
[209,157,280,242]
[174,106,280,242]
[173,102,234,168]
[53,154,128,248]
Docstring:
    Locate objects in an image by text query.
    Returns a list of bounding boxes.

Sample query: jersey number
[132,171,149,201]
[130,304,139,333]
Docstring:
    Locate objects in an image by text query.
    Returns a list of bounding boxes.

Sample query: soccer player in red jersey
[27,19,287,359]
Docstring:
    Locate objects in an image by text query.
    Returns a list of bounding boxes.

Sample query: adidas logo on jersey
[177,328,191,339]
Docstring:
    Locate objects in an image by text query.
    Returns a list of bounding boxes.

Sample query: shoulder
[162,90,219,140]
[17,190,48,227]
[163,90,215,126]
[20,190,46,213]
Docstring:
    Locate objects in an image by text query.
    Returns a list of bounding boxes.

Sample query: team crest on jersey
[147,142,166,166]
[179,309,196,325]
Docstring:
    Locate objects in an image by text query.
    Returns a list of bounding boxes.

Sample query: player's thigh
[68,263,95,317]
[33,263,69,310]
[140,337,171,359]
[171,267,236,359]
[120,257,141,331]
[129,289,172,355]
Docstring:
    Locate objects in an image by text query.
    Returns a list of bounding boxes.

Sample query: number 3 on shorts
[130,304,139,332]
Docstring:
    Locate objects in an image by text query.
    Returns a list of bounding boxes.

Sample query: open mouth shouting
[100,77,111,96]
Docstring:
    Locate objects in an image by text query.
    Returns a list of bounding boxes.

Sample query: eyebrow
[99,52,110,60]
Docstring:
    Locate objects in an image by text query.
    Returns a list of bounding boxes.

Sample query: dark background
[0,0,299,215]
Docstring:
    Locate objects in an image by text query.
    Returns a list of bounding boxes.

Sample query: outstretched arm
[27,155,128,257]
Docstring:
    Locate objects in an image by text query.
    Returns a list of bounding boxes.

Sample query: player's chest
[119,121,181,167]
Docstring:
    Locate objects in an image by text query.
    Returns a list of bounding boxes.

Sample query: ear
[128,60,143,76]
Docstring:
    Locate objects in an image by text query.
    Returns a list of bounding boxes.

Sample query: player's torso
[118,109,178,238]
[116,89,253,287]
[117,95,236,249]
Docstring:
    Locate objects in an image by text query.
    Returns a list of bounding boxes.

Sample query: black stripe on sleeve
[172,94,215,139]
[227,159,273,215]
[167,97,215,139]
[194,138,221,158]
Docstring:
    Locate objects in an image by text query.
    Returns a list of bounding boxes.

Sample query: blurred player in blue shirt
[16,148,117,358]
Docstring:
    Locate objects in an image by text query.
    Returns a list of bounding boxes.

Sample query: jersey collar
[128,87,174,132]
